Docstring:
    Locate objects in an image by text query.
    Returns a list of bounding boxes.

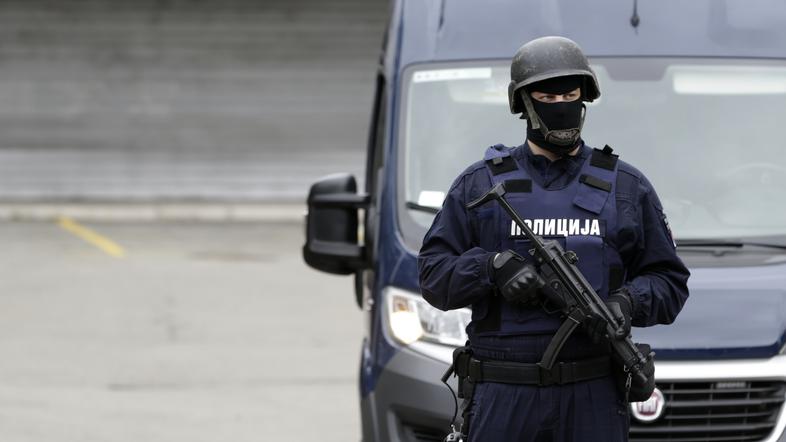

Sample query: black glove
[490,250,545,307]
[583,288,634,344]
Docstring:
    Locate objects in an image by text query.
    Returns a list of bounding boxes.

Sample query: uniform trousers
[465,334,630,442]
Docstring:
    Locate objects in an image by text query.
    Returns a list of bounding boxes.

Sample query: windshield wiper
[676,239,786,251]
[406,201,440,214]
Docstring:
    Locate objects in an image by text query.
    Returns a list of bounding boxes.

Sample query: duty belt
[453,348,611,387]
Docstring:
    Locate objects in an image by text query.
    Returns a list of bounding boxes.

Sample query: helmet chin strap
[521,92,542,131]
[521,93,586,147]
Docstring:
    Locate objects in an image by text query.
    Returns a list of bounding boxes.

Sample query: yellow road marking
[58,216,126,258]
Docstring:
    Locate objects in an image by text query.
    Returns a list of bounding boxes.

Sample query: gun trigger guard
[541,300,562,315]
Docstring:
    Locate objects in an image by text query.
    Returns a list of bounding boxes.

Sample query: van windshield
[399,58,786,248]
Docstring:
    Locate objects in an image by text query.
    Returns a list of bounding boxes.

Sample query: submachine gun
[466,182,653,389]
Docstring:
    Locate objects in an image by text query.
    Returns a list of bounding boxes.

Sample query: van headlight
[384,286,471,347]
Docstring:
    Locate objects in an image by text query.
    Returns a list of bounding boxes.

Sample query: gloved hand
[583,288,634,344]
[489,250,545,307]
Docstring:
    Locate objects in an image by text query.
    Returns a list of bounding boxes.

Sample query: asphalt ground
[0,219,362,441]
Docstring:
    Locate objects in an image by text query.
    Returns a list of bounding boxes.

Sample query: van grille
[630,381,786,442]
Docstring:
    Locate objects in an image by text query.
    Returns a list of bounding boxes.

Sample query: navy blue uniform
[418,142,689,441]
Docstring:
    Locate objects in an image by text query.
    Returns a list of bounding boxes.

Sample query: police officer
[418,36,690,441]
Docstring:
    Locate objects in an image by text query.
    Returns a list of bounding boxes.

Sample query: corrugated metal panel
[0,0,387,200]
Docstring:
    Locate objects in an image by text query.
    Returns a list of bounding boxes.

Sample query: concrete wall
[0,0,388,200]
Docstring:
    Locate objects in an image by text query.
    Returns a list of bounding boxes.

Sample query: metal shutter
[0,0,387,200]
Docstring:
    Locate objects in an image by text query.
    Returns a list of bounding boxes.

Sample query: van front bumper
[361,341,786,442]
[361,342,456,442]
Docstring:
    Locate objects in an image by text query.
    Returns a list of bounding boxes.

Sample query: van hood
[632,265,786,360]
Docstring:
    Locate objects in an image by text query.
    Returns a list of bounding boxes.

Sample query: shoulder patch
[662,212,677,248]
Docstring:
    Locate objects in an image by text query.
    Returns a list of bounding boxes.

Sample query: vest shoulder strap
[590,145,619,171]
[615,166,639,198]
[574,145,619,214]
[483,144,530,187]
[587,144,638,197]
[483,144,519,176]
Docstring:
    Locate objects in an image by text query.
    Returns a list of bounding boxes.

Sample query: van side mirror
[303,173,370,275]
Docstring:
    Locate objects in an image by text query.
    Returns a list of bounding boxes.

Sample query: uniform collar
[506,141,591,189]
[521,141,590,174]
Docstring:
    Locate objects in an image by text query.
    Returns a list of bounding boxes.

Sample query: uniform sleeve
[418,174,496,311]
[623,175,690,327]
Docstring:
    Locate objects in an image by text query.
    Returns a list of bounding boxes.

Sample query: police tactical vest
[469,144,625,338]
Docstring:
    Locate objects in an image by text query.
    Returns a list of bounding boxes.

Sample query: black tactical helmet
[508,36,600,115]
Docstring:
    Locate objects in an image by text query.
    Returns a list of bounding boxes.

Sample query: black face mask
[526,99,585,156]
[521,75,586,156]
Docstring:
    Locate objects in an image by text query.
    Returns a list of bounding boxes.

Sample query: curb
[0,203,306,222]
